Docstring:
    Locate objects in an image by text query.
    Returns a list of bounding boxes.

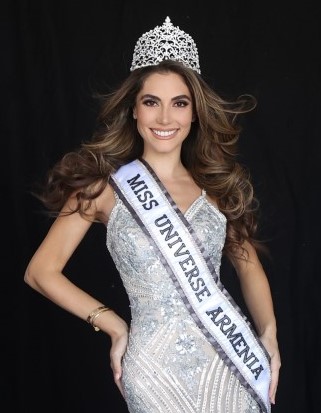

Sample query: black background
[2,1,320,412]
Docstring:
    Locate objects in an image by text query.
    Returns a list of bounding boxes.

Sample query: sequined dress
[106,189,261,413]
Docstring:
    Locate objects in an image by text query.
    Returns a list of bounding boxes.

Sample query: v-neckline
[139,158,204,217]
[183,190,206,216]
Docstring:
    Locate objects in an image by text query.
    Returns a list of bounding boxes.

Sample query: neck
[141,153,185,179]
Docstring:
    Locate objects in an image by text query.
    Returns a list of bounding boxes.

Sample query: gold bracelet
[86,305,111,331]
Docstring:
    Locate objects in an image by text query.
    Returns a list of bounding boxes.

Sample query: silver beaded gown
[106,190,261,413]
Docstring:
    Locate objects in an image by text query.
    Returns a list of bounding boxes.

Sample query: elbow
[24,262,55,299]
[24,265,32,286]
[24,264,37,288]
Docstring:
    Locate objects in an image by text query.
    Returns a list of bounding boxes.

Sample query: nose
[157,104,171,124]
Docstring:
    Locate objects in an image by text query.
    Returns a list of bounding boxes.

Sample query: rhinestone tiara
[130,16,201,74]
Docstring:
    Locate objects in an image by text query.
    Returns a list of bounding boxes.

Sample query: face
[133,72,194,158]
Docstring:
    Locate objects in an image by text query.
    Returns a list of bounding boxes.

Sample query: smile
[152,129,177,137]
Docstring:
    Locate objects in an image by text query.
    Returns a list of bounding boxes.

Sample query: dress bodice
[106,191,226,311]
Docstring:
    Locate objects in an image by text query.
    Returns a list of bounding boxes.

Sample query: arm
[24,187,128,395]
[231,241,281,405]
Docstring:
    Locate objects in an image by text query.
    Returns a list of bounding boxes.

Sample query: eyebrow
[139,94,192,102]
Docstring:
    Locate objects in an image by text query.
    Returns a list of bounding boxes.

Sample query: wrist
[259,323,277,338]
[95,309,128,337]
[87,305,111,331]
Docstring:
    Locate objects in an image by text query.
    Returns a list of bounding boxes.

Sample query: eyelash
[142,99,189,108]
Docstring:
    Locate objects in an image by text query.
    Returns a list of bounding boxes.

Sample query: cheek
[135,107,151,124]
[135,109,156,135]
[181,111,194,126]
[135,120,149,140]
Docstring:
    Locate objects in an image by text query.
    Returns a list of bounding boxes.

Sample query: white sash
[110,159,271,413]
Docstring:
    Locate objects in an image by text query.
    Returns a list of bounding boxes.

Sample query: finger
[110,357,125,397]
[269,363,280,404]
[269,381,277,404]
[114,376,125,397]
[111,357,123,381]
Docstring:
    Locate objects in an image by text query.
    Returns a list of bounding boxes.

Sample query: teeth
[153,129,176,137]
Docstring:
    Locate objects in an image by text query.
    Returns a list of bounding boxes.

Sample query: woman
[24,17,280,413]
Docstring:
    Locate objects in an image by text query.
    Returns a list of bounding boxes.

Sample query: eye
[142,99,158,107]
[174,100,190,108]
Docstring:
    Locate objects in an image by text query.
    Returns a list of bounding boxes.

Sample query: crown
[130,16,201,74]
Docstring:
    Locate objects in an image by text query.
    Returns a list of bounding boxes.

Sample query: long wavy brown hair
[35,60,263,260]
